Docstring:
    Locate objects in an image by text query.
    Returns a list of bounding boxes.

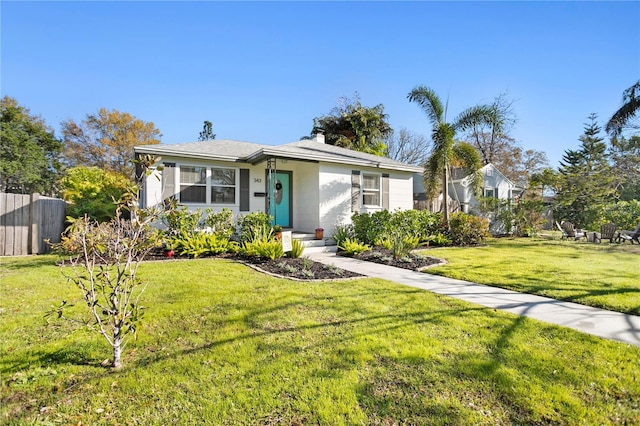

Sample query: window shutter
[240,169,250,211]
[351,170,361,212]
[162,163,176,201]
[382,173,390,210]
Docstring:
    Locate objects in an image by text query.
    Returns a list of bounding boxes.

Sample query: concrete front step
[290,232,336,249]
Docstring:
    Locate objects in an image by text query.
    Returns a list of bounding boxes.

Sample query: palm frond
[408,86,444,125]
[452,142,483,196]
[423,154,442,200]
[454,104,496,132]
[606,80,640,136]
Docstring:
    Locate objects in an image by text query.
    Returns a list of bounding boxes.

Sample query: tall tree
[61,108,162,179]
[555,114,613,227]
[462,93,548,186]
[311,94,392,156]
[408,86,490,227]
[198,120,216,141]
[0,96,63,195]
[384,128,431,166]
[606,80,640,137]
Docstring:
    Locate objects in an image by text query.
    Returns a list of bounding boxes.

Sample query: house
[134,134,422,234]
[413,163,523,214]
[449,163,523,214]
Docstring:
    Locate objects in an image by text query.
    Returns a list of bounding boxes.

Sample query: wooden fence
[0,193,67,255]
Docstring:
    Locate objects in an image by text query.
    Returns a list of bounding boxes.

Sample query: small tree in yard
[50,157,161,369]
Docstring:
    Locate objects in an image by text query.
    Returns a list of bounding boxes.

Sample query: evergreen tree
[555,114,614,228]
[198,120,216,141]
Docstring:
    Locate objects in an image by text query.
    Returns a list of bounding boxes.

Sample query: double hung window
[211,168,236,204]
[180,166,207,203]
[362,173,381,206]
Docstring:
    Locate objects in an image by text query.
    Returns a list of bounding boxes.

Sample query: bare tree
[384,128,431,166]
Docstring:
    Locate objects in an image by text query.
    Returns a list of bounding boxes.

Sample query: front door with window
[267,171,292,228]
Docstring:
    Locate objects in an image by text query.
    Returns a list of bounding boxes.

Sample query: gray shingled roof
[135,139,423,173]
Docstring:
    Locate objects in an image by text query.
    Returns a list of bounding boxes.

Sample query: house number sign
[254,178,262,183]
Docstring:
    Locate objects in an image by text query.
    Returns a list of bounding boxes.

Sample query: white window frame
[361,172,382,207]
[177,164,239,206]
[484,188,496,198]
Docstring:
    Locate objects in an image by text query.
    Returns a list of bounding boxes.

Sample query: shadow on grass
[0,255,60,271]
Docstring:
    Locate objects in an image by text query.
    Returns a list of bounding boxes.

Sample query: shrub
[59,166,133,222]
[448,212,489,246]
[427,232,452,247]
[204,208,234,239]
[287,238,304,259]
[351,211,391,245]
[338,238,371,256]
[332,224,355,247]
[162,200,202,237]
[237,211,273,243]
[242,239,284,260]
[598,200,640,230]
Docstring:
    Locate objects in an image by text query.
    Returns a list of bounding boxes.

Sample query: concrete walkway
[306,250,640,347]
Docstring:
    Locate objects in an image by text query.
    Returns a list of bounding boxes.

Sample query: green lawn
[1,255,639,424]
[421,238,640,315]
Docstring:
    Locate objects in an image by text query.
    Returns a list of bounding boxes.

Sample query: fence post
[29,193,40,254]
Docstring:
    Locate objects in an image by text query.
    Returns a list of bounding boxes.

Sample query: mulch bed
[348,248,445,271]
[145,250,363,281]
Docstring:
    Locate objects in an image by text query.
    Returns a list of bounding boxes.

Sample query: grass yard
[1,255,639,424]
[422,238,640,315]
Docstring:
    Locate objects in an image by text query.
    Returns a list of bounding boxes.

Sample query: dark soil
[145,250,363,281]
[348,248,445,271]
[239,256,363,281]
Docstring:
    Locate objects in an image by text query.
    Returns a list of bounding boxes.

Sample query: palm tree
[408,86,493,228]
[606,80,640,137]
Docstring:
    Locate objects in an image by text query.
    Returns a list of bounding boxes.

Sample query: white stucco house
[413,163,523,213]
[134,134,422,234]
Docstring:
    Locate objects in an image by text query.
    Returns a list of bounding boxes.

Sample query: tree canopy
[384,128,431,166]
[555,114,614,227]
[311,94,391,156]
[198,120,216,141]
[462,93,548,186]
[61,108,162,179]
[59,166,133,222]
[0,96,63,195]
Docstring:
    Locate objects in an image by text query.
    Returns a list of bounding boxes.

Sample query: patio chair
[618,222,640,244]
[556,221,568,239]
[560,221,586,241]
[597,223,618,243]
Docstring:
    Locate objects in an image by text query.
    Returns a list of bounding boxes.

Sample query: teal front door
[267,171,292,228]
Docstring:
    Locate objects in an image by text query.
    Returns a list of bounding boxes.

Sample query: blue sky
[2,1,638,166]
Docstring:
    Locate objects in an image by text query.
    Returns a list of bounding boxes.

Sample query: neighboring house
[449,163,524,214]
[134,134,422,234]
[413,163,523,214]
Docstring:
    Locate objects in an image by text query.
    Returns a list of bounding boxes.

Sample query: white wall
[388,172,414,211]
[318,165,353,233]
[318,164,415,235]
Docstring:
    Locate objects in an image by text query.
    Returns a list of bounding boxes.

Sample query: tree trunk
[112,338,122,369]
[442,163,450,229]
